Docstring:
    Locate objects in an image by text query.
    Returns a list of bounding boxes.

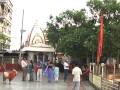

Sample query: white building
[22,23,55,64]
[0,0,13,50]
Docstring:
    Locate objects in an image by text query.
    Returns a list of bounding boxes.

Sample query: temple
[22,22,55,64]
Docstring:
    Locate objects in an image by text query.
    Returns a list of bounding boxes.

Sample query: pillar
[92,63,95,74]
[101,63,105,78]
[28,52,34,61]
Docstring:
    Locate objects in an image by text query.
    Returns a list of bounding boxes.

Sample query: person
[34,62,42,81]
[34,63,39,80]
[82,65,90,80]
[72,63,82,90]
[21,58,28,81]
[81,65,86,81]
[45,61,54,83]
[54,64,59,82]
[27,60,34,81]
[63,60,69,82]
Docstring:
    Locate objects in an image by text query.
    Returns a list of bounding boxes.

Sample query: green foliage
[87,0,120,57]
[47,10,93,59]
[46,0,120,60]
[0,33,10,50]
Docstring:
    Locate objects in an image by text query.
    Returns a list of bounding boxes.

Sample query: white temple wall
[28,52,34,61]
[48,52,53,60]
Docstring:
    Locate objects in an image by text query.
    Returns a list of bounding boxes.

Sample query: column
[28,52,34,61]
[92,63,95,74]
[101,63,105,78]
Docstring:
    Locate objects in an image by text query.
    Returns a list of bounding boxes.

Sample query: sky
[10,0,88,50]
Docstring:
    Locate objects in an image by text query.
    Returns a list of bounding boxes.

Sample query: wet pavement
[0,72,95,90]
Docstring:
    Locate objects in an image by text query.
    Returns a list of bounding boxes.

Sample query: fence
[89,63,120,90]
[101,78,120,90]
[0,56,22,71]
[0,56,19,64]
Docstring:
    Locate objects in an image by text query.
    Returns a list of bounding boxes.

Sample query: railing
[0,64,21,72]
[101,78,120,90]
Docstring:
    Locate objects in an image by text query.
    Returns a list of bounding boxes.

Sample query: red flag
[97,15,104,64]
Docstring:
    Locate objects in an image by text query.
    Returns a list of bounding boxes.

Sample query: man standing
[72,63,82,90]
[21,58,28,81]
[63,60,69,82]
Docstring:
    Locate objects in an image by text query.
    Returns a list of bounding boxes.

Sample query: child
[54,64,59,82]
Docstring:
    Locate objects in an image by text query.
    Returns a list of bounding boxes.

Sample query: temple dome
[25,22,45,47]
[22,22,54,52]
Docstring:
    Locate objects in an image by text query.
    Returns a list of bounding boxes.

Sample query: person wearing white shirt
[72,63,82,90]
[21,59,28,68]
[21,58,28,81]
[63,60,69,82]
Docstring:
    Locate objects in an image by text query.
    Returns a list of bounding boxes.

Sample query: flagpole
[19,9,25,62]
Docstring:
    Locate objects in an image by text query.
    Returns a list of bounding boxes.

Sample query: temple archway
[22,22,55,66]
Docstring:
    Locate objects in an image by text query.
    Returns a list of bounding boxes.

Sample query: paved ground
[0,72,95,90]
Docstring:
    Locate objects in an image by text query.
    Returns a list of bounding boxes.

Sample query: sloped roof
[22,22,55,52]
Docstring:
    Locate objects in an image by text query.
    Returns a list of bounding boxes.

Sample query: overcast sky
[10,0,88,50]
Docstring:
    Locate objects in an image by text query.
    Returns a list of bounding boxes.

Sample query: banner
[97,15,104,64]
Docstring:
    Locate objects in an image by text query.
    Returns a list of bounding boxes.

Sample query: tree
[47,10,94,60]
[87,0,120,60]
[0,33,10,50]
[46,0,120,63]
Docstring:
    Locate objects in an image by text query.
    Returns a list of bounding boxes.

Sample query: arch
[31,33,44,45]
[25,23,46,46]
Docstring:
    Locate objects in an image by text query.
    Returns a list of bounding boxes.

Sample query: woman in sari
[45,61,54,83]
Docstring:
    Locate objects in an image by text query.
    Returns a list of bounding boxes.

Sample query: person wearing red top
[82,65,90,80]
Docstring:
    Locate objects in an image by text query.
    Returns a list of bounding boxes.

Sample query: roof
[22,22,55,52]
[22,43,55,52]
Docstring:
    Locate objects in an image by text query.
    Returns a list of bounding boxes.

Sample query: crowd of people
[20,58,60,82]
[20,57,90,90]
